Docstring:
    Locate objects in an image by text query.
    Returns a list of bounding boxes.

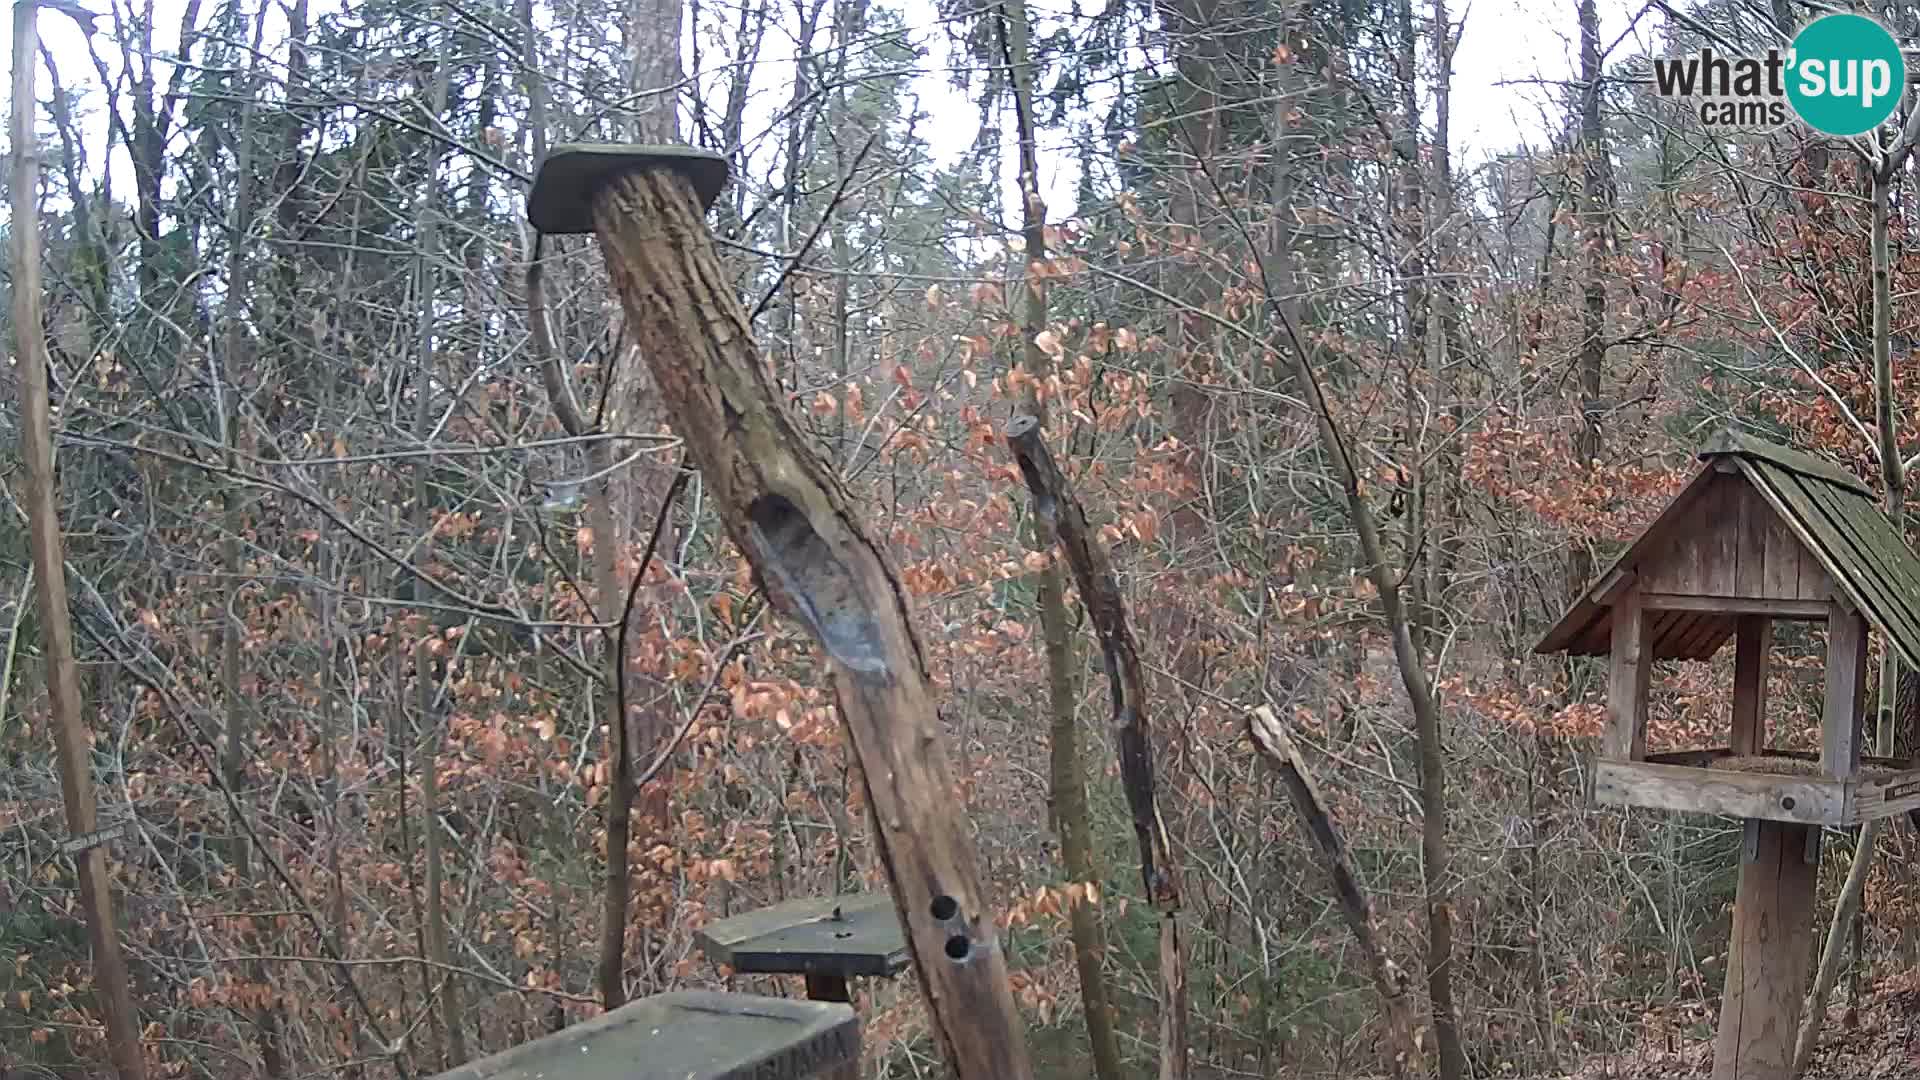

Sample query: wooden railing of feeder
[1536,431,1920,1080]
[526,144,1034,1079]
[431,991,857,1080]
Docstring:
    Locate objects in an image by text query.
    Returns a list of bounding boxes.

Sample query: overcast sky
[4,0,1655,223]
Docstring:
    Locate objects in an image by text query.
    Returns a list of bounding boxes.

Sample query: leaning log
[533,146,1034,1079]
[1248,705,1422,1075]
[1004,413,1189,1080]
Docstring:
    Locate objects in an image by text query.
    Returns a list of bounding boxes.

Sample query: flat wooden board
[431,991,858,1080]
[1592,759,1845,826]
[696,893,909,978]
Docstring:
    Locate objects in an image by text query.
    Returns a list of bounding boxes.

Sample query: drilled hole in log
[747,494,888,680]
[944,934,971,961]
[929,895,959,921]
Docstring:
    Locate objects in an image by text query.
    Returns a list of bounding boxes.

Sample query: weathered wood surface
[1712,822,1817,1080]
[1639,594,1827,618]
[1592,760,1844,826]
[1605,587,1651,760]
[1247,707,1421,1076]
[1850,766,1920,822]
[1004,414,1188,1080]
[696,893,908,979]
[433,991,857,1080]
[1731,616,1769,755]
[1638,475,1832,603]
[586,164,1033,1079]
[1821,602,1867,781]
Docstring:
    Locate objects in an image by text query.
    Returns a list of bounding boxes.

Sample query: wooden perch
[1004,413,1189,1080]
[570,158,1033,1079]
[1248,706,1423,1076]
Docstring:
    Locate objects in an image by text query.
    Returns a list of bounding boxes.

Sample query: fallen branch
[1248,705,1423,1076]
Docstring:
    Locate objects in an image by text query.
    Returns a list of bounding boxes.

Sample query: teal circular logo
[1788,14,1906,136]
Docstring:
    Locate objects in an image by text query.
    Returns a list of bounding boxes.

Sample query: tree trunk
[10,7,149,1076]
[412,25,467,1064]
[1005,417,1188,1080]
[1570,0,1609,604]
[998,4,1125,1078]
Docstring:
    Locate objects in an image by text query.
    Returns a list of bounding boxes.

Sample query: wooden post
[1822,603,1867,781]
[1713,820,1818,1080]
[1605,588,1651,760]
[1731,616,1769,755]
[546,151,1034,1080]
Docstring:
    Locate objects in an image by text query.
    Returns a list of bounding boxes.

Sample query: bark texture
[586,165,1035,1079]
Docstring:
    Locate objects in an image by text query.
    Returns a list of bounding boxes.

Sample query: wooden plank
[1732,616,1770,755]
[1741,463,1882,630]
[1735,481,1768,597]
[1798,477,1920,673]
[1643,488,1714,595]
[1606,588,1652,760]
[1645,747,1904,769]
[695,893,908,979]
[1848,767,1920,823]
[1640,594,1827,618]
[1699,429,1874,497]
[1646,748,1735,767]
[1822,604,1867,781]
[432,990,860,1080]
[1674,611,1732,659]
[1712,821,1818,1080]
[1701,474,1739,595]
[1592,760,1844,825]
[1760,492,1808,601]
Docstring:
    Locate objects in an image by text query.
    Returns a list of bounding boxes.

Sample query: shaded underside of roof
[1534,432,1920,673]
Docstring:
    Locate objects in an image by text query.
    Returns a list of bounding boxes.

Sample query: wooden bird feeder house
[696,893,910,1004]
[1537,430,1920,1080]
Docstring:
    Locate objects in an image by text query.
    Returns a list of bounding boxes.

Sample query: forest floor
[1561,980,1920,1079]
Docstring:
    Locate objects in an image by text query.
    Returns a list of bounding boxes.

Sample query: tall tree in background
[11,3,147,1076]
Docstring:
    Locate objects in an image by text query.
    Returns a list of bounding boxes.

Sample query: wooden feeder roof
[1536,430,1920,672]
[695,893,909,980]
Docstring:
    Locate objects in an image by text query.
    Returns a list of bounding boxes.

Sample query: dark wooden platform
[430,990,857,1080]
[696,893,909,980]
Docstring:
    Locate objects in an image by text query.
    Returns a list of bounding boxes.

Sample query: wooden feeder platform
[429,990,857,1080]
[695,893,909,1003]
[1594,748,1920,826]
